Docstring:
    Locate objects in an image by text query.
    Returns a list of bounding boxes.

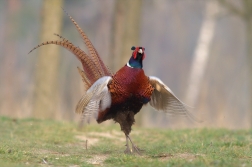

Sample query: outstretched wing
[76,76,112,123]
[149,76,198,121]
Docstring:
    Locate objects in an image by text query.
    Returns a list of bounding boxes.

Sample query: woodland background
[0,0,251,129]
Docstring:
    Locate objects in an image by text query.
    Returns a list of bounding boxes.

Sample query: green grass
[0,116,251,167]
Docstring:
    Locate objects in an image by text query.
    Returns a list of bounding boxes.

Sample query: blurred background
[0,0,251,129]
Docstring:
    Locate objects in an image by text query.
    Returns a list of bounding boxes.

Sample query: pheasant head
[127,46,146,69]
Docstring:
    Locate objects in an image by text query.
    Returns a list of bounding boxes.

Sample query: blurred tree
[0,0,20,117]
[217,0,252,127]
[110,0,142,71]
[33,0,64,119]
[109,0,143,125]
[185,1,218,123]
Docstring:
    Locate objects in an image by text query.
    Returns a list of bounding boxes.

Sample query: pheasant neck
[127,57,143,69]
[127,62,134,68]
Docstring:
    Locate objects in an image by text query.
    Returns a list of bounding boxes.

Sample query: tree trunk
[110,0,142,71]
[33,0,64,119]
[110,0,143,125]
[241,0,252,127]
[109,0,124,71]
[218,0,252,128]
[246,18,252,127]
[0,0,20,117]
[185,1,218,108]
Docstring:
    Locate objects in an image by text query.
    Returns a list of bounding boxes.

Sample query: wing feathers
[149,76,200,122]
[76,76,112,123]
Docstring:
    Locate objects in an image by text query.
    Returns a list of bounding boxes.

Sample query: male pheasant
[29,12,194,154]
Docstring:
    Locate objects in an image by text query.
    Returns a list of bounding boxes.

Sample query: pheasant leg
[127,135,141,155]
[124,135,131,154]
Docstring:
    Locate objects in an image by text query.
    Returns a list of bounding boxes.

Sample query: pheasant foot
[124,135,132,154]
[127,135,141,155]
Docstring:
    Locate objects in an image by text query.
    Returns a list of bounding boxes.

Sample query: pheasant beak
[132,46,146,60]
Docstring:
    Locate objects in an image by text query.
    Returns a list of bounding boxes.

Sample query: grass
[0,116,251,167]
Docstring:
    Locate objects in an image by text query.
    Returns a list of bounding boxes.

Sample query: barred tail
[29,36,102,87]
[63,9,112,76]
[29,11,112,90]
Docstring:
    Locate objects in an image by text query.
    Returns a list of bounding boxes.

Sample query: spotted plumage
[29,11,195,154]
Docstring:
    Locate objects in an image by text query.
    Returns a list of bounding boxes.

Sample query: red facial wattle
[132,47,145,60]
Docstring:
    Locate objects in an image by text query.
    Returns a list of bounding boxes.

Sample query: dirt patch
[152,153,173,160]
[88,131,125,142]
[75,130,125,147]
[35,149,70,156]
[86,155,107,166]
[175,153,202,161]
[75,135,99,146]
[154,153,205,161]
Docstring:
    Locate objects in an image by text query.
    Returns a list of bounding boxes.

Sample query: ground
[0,116,251,167]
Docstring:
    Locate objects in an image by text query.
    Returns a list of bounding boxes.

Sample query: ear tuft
[131,46,136,50]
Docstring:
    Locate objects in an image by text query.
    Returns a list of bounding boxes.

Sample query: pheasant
[29,12,195,154]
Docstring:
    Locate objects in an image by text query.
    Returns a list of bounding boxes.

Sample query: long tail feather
[77,66,91,91]
[62,8,112,77]
[54,33,69,42]
[29,11,112,90]
[29,38,101,84]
